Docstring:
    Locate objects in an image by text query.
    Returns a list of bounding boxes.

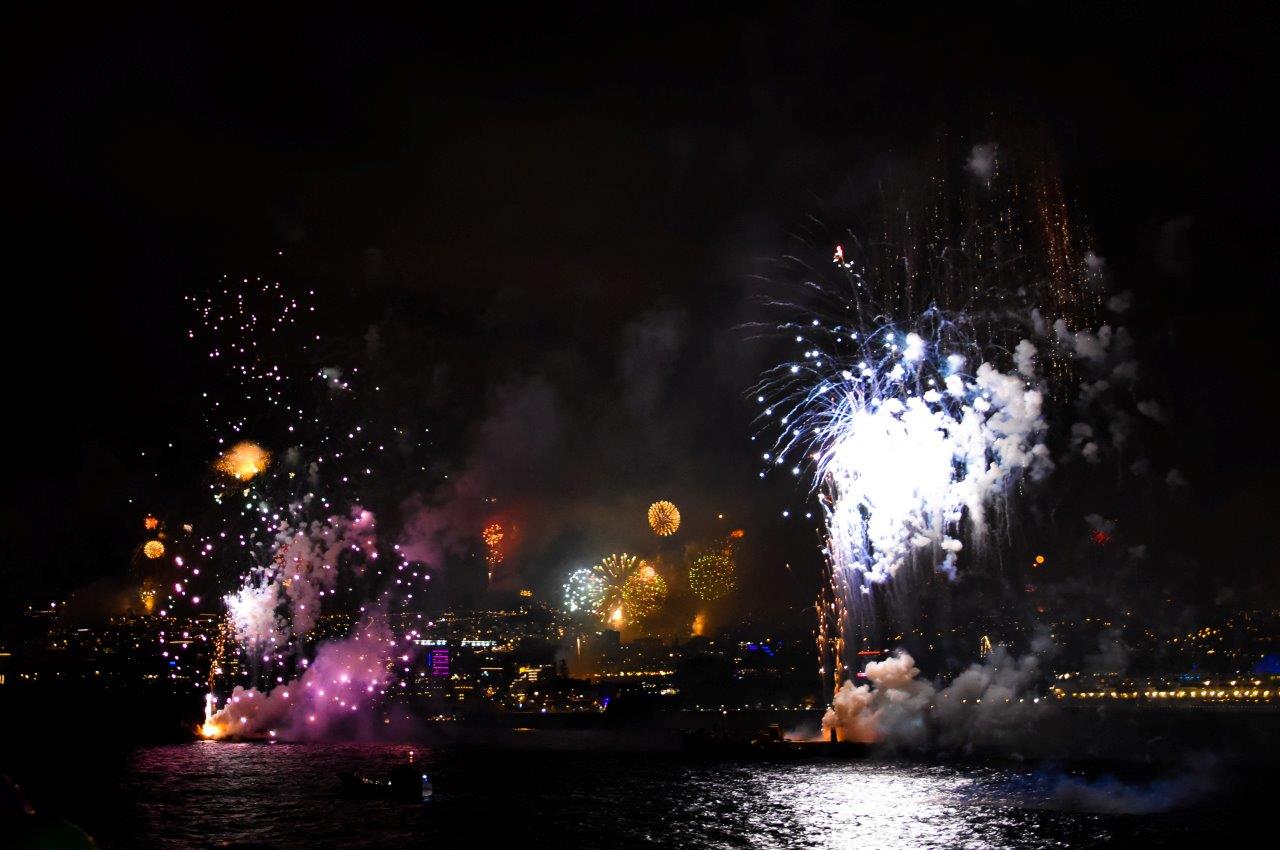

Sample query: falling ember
[143,539,166,559]
[647,500,681,536]
[214,441,271,481]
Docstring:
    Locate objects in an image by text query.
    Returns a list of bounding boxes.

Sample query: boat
[338,765,432,802]
[682,723,872,759]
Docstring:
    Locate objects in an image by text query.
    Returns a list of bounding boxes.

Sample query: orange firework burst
[143,515,159,530]
[482,522,505,569]
[647,500,680,536]
[143,539,166,559]
[214,441,271,481]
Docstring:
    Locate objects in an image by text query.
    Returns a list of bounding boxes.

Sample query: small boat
[339,765,432,802]
[682,724,872,760]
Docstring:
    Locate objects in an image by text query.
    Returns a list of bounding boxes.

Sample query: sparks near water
[149,271,444,740]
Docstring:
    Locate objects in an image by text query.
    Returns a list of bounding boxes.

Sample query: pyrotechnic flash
[214,441,271,481]
[143,515,159,530]
[647,500,681,537]
[143,539,166,559]
[622,561,668,621]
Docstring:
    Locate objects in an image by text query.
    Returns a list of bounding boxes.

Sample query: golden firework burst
[143,539,166,559]
[214,441,271,481]
[592,553,638,625]
[647,500,681,536]
[688,549,736,601]
[622,561,668,621]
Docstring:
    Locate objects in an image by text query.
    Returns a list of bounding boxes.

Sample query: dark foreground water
[5,737,1259,849]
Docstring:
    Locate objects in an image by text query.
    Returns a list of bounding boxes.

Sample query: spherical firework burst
[214,441,271,481]
[647,500,680,536]
[622,561,668,621]
[688,549,736,601]
[563,567,605,615]
[143,539,166,559]
[143,515,159,530]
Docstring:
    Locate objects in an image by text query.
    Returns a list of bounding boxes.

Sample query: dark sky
[5,5,1278,621]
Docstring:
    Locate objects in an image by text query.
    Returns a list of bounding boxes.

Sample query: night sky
[6,5,1278,622]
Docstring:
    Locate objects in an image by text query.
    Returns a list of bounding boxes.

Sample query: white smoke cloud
[966,143,998,181]
[1106,290,1132,313]
[1013,339,1037,379]
[822,648,1049,754]
[1084,513,1116,534]
[1136,400,1166,422]
[1045,769,1215,814]
[225,507,377,647]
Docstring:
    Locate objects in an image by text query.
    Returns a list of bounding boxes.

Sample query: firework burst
[647,500,680,536]
[622,561,668,621]
[756,138,1114,696]
[592,553,638,627]
[687,548,736,601]
[563,567,606,615]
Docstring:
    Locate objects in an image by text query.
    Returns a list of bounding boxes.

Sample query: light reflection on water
[79,742,1206,849]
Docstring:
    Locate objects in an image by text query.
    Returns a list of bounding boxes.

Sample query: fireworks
[647,500,681,536]
[143,515,159,530]
[592,553,638,626]
[482,522,505,577]
[756,137,1148,710]
[214,441,271,481]
[688,549,736,601]
[622,562,668,621]
[563,567,606,615]
[143,539,166,559]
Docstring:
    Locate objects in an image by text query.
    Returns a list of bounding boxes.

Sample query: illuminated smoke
[202,617,393,740]
[821,647,1049,752]
[224,507,377,647]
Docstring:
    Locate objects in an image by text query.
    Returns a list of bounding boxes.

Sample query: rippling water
[10,740,1238,848]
